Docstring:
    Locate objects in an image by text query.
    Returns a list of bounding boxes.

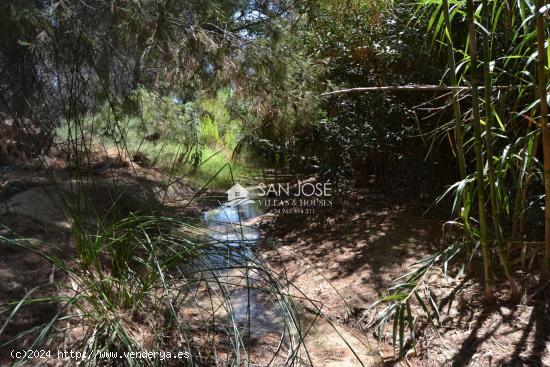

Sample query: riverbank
[258,187,550,366]
[0,150,205,364]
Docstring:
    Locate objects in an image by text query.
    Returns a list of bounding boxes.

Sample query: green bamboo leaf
[392,305,400,356]
[492,109,505,131]
[427,3,441,32]
[382,293,407,302]
[406,300,415,342]
[414,291,436,326]
[399,304,405,356]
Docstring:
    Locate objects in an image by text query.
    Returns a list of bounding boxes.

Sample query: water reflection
[203,201,262,248]
[203,200,261,225]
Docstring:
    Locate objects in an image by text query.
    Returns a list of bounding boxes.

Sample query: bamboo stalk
[467,0,493,297]
[481,0,514,281]
[536,0,550,274]
[442,0,473,264]
[512,129,539,268]
[442,0,467,181]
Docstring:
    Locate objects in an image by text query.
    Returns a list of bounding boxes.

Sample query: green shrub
[200,116,220,146]
[198,89,242,151]
[55,87,253,190]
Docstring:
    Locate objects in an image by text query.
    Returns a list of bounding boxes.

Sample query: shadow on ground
[259,187,550,366]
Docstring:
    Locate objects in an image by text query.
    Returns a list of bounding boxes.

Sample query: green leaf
[406,300,415,342]
[392,305,400,356]
[399,304,405,356]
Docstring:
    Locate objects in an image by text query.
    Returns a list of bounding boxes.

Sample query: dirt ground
[258,188,550,366]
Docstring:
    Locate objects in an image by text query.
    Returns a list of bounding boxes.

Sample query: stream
[196,201,374,365]
[200,201,287,344]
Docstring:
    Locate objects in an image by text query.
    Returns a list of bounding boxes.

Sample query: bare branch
[321,85,513,96]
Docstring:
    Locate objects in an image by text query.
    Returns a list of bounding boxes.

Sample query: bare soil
[258,188,550,366]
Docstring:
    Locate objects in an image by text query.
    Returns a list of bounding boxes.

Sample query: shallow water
[203,201,262,247]
[200,201,287,339]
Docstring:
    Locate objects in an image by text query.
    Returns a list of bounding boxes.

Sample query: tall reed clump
[0,210,312,366]
[367,0,549,358]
